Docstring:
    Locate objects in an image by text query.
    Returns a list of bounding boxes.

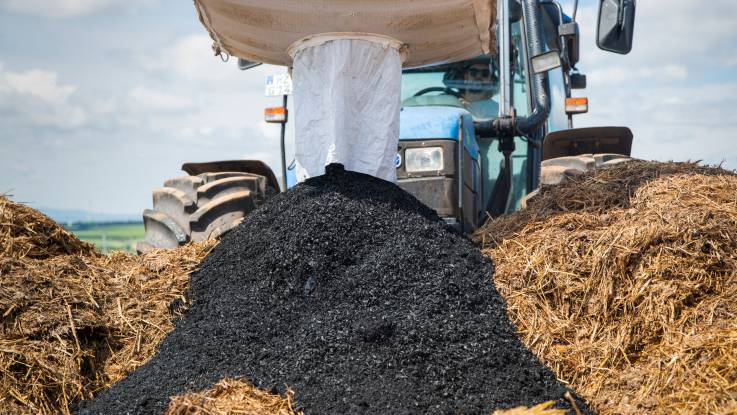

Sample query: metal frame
[498,0,512,118]
[540,0,576,130]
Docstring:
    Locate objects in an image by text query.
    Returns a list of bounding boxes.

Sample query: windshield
[401,56,500,121]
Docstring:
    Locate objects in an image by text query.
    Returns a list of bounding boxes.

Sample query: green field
[67,222,145,253]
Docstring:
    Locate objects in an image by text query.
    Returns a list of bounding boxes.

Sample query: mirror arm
[497,0,512,117]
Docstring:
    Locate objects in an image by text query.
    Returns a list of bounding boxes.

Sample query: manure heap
[477,160,737,415]
[0,195,212,415]
[78,164,589,415]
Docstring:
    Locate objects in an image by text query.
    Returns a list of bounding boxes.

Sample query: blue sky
[1,0,736,215]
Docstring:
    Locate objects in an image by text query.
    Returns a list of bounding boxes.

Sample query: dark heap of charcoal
[77,164,591,415]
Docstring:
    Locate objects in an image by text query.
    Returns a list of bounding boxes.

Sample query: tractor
[138,0,636,251]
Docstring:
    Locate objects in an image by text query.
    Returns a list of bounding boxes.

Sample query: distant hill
[38,208,141,224]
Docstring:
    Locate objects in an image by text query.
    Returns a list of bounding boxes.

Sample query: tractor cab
[392,0,636,234]
[395,14,533,233]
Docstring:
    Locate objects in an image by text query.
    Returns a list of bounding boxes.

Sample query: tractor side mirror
[597,0,636,54]
[238,58,262,70]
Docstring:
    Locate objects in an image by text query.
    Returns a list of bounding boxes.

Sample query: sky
[1,0,736,215]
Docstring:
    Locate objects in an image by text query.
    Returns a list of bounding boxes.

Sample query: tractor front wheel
[137,171,269,253]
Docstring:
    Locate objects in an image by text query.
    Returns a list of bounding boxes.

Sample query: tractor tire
[137,171,269,253]
[521,153,632,209]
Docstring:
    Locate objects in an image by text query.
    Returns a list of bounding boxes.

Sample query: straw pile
[476,160,737,415]
[493,402,567,415]
[0,195,214,414]
[163,378,565,415]
[164,378,302,415]
[1,196,95,259]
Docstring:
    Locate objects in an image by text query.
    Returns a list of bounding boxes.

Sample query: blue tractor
[139,0,636,250]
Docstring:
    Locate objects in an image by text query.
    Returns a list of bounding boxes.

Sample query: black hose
[516,0,551,135]
[473,0,551,139]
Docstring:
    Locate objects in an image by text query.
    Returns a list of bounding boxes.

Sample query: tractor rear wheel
[521,153,632,208]
[137,171,269,253]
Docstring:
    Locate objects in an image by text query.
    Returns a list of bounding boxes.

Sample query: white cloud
[0,64,87,128]
[128,86,194,112]
[3,68,77,103]
[130,34,288,147]
[0,0,157,18]
[578,81,737,167]
[663,65,688,80]
[588,64,687,85]
[139,33,275,90]
[722,56,737,68]
[141,34,237,83]
[114,83,282,151]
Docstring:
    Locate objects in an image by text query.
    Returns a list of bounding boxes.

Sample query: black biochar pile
[77,164,591,415]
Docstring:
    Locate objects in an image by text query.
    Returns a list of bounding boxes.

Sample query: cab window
[401,57,500,121]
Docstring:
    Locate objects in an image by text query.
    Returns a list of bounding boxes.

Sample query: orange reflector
[264,106,288,123]
[565,97,588,114]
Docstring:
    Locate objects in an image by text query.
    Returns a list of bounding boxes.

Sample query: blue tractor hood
[399,106,470,141]
[400,106,478,160]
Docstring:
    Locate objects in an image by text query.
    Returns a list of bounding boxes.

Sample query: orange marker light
[264,106,288,123]
[565,97,588,114]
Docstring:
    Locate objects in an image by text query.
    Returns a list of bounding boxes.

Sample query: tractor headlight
[405,147,444,173]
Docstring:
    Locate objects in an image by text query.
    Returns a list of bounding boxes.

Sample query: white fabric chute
[292,37,402,182]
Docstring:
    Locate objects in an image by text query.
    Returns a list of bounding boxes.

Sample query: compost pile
[476,161,737,415]
[78,164,588,415]
[0,195,95,259]
[0,195,213,415]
